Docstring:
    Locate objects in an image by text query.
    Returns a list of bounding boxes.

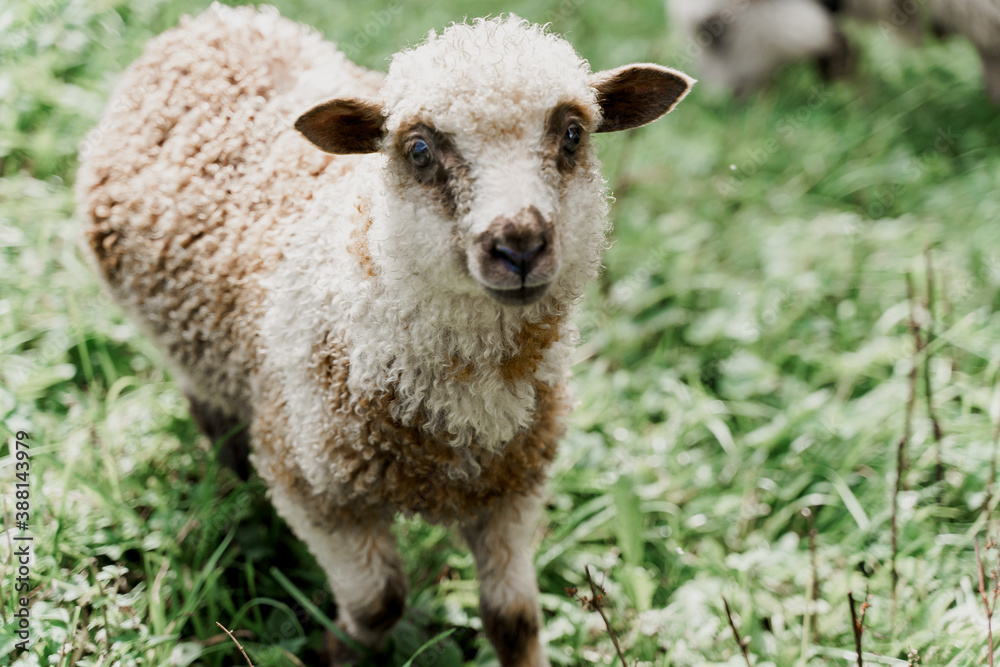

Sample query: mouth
[482,282,550,306]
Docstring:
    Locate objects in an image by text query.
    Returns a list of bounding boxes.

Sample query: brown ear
[294,98,385,154]
[590,64,695,133]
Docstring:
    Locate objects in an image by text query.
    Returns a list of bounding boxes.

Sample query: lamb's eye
[563,123,582,153]
[409,139,433,168]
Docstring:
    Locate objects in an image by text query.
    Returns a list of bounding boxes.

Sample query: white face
[377,100,598,306]
[294,18,694,308]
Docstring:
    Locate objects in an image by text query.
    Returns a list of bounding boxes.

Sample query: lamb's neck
[346,282,577,450]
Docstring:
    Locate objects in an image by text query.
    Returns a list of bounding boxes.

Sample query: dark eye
[563,123,582,153]
[409,139,433,168]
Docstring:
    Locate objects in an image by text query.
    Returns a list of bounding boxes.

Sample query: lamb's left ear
[295,98,385,154]
[590,64,695,133]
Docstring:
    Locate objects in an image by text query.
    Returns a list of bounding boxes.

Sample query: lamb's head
[297,16,693,308]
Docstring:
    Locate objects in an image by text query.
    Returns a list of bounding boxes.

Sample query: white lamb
[76,5,693,665]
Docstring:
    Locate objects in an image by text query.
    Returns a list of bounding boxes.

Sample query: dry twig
[723,595,753,667]
[217,621,255,667]
[576,566,630,667]
[848,591,869,667]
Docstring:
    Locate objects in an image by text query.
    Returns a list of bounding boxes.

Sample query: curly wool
[79,6,611,523]
[252,332,568,526]
[77,3,382,415]
[381,17,599,135]
[259,17,614,494]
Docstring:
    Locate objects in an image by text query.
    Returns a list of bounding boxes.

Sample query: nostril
[492,241,545,277]
[522,240,544,266]
[492,244,524,275]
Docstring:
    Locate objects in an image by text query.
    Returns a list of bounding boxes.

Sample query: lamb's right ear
[295,98,385,154]
[590,64,695,133]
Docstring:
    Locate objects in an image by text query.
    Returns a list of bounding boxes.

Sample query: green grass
[3,0,1000,664]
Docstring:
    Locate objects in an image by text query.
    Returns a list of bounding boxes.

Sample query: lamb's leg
[267,485,408,665]
[461,491,550,667]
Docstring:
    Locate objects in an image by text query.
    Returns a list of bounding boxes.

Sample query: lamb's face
[296,17,694,307]
[378,99,600,307]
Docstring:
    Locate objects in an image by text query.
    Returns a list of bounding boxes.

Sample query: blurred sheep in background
[669,0,1000,103]
[928,0,1000,103]
[668,0,850,96]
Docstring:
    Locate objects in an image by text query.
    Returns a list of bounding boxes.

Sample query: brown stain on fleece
[253,331,568,528]
[496,311,562,382]
[481,599,541,666]
[445,310,563,385]
[445,357,478,383]
[347,196,376,278]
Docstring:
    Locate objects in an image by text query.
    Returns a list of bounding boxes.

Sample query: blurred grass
[2,0,1000,664]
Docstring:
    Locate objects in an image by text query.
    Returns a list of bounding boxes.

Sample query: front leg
[267,485,408,664]
[461,491,550,667]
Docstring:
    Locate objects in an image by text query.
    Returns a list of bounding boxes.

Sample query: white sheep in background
[668,0,850,96]
[667,0,922,96]
[669,0,1000,102]
[76,5,693,665]
[928,0,1000,103]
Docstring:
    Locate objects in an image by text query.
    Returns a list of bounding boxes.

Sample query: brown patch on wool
[545,102,593,175]
[446,356,477,383]
[394,121,472,219]
[87,225,122,283]
[446,312,563,384]
[480,600,540,666]
[264,332,568,527]
[251,368,388,528]
[362,380,564,522]
[347,196,376,278]
[493,311,563,383]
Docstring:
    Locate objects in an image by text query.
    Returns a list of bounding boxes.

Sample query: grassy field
[3,0,1000,664]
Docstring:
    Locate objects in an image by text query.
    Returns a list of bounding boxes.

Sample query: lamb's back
[77,5,382,413]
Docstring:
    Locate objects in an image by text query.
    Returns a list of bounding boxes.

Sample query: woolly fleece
[77,6,655,524]
[78,4,382,415]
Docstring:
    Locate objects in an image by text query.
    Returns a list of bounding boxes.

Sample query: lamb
[928,0,1000,103]
[76,5,693,665]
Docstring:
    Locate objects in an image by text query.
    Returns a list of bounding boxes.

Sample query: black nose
[492,241,545,278]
